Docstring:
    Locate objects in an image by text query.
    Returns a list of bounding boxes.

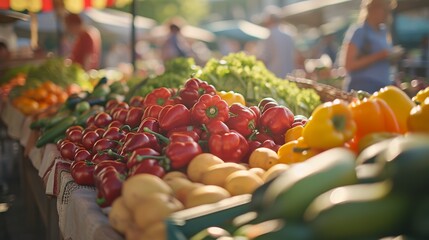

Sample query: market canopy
[0,0,131,13]
[148,24,216,43]
[204,20,270,42]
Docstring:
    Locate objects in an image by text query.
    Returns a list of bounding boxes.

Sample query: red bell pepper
[119,132,161,155]
[179,78,217,109]
[124,107,145,128]
[95,166,125,207]
[167,125,202,142]
[191,94,229,125]
[127,147,161,169]
[71,160,96,186]
[200,120,230,140]
[129,159,166,178]
[93,160,127,177]
[137,117,160,133]
[143,128,202,170]
[208,130,249,163]
[226,103,257,137]
[102,127,125,141]
[249,105,261,128]
[142,104,163,119]
[259,106,294,136]
[158,104,191,132]
[92,138,119,153]
[128,95,145,108]
[143,87,175,107]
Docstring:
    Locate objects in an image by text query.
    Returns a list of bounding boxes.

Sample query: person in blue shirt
[339,0,399,93]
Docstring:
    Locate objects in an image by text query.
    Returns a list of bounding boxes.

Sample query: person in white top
[258,5,296,78]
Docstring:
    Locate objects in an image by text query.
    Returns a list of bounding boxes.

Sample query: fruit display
[11,80,70,115]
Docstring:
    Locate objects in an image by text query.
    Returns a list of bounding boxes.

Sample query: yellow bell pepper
[370,86,415,133]
[407,98,429,133]
[412,86,429,104]
[277,137,320,164]
[284,125,303,143]
[217,91,246,106]
[302,99,356,149]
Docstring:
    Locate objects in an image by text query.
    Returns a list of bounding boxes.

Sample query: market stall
[0,50,428,240]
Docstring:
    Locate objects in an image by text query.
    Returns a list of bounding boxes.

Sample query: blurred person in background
[257,5,296,78]
[64,13,101,71]
[338,0,401,93]
[160,17,194,64]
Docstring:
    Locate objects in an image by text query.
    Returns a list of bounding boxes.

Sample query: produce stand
[1,52,428,240]
[0,99,122,240]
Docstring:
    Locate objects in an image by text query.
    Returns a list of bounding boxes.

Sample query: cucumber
[36,116,77,148]
[378,134,429,194]
[305,181,411,240]
[259,148,358,222]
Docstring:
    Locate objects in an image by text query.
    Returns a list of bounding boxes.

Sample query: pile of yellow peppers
[277,85,429,164]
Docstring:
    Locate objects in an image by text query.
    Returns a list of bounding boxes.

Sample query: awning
[204,20,270,42]
[148,24,216,43]
[0,0,131,13]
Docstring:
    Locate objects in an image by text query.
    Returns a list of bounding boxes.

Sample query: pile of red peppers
[58,78,295,207]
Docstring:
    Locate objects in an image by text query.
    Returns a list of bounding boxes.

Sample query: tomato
[94,112,113,128]
[82,130,101,150]
[60,141,78,161]
[67,129,83,144]
[74,149,92,162]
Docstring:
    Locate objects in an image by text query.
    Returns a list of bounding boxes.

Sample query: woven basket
[288,77,355,103]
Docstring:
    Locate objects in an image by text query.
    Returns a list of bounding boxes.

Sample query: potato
[200,162,246,187]
[162,171,188,181]
[108,197,133,234]
[185,185,231,208]
[224,170,264,196]
[122,174,172,210]
[262,163,290,182]
[134,193,183,229]
[187,153,224,182]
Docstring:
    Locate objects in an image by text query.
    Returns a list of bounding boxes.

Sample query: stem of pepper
[206,106,219,119]
[96,197,106,206]
[143,127,170,144]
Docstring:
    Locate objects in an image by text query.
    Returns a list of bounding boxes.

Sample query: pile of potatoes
[109,148,290,240]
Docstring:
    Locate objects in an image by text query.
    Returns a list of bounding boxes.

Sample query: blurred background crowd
[1,0,429,95]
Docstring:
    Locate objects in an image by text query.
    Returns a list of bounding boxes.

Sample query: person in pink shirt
[64,13,101,71]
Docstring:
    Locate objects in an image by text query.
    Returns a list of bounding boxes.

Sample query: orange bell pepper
[349,98,401,140]
[407,98,429,133]
[302,99,356,149]
[277,137,320,164]
[370,86,415,133]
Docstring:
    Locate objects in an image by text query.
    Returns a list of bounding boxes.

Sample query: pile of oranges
[12,81,69,115]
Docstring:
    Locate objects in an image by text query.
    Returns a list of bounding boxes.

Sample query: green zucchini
[36,116,77,148]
